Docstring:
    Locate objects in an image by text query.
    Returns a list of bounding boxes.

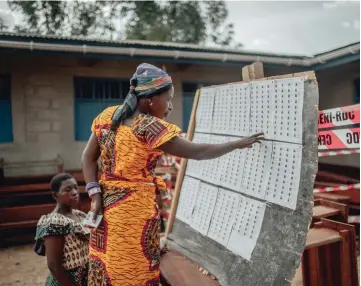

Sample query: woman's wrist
[91,192,102,200]
[86,182,102,198]
[88,187,102,198]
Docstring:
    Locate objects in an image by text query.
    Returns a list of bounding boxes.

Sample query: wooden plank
[0,203,56,223]
[0,200,90,224]
[165,89,201,237]
[317,199,348,221]
[305,228,341,249]
[160,249,220,286]
[339,230,352,286]
[0,183,50,193]
[155,166,178,175]
[302,219,358,285]
[0,220,38,229]
[320,219,359,286]
[0,186,86,196]
[312,205,341,219]
[313,193,351,204]
[242,62,264,81]
[201,71,316,91]
[332,189,360,204]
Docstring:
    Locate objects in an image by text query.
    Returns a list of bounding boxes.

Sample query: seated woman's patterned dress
[34,211,90,286]
[88,107,180,286]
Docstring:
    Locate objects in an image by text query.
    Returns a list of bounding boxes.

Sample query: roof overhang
[0,32,359,69]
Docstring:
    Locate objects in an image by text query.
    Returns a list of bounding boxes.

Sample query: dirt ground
[0,244,358,286]
[0,245,48,286]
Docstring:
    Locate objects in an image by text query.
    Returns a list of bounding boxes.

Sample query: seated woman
[34,173,90,286]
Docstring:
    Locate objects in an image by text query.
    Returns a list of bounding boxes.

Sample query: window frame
[354,77,360,104]
[0,74,13,144]
[73,76,129,141]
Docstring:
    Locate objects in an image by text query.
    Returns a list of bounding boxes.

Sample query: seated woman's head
[111,63,174,130]
[50,173,79,207]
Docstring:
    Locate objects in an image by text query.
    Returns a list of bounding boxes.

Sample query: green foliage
[8,1,120,37]
[7,0,241,47]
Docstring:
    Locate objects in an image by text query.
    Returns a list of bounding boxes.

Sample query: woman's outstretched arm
[159,133,264,160]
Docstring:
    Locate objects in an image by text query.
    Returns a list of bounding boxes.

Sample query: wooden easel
[165,62,317,238]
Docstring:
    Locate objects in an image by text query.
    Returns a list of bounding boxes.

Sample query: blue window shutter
[74,77,127,141]
[0,75,13,143]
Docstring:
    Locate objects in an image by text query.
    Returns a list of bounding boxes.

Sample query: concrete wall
[0,51,359,175]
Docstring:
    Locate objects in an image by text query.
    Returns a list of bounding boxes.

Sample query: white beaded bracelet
[88,187,102,198]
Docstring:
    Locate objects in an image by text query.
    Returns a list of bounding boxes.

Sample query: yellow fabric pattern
[88,106,180,286]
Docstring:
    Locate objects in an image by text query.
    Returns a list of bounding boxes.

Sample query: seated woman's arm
[44,236,74,286]
[159,133,264,160]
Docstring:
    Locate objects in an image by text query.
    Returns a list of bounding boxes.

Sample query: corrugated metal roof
[0,31,309,59]
[0,32,359,68]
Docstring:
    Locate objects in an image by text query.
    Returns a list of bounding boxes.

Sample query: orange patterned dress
[88,106,180,286]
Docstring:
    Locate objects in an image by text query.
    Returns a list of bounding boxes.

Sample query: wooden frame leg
[302,248,321,286]
[339,230,352,286]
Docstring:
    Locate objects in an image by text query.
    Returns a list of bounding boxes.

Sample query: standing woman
[82,63,263,286]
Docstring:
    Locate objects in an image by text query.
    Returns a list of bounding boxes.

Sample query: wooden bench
[312,199,348,225]
[0,203,55,228]
[0,200,90,231]
[0,184,86,195]
[160,249,220,286]
[0,155,64,185]
[313,193,352,204]
[302,219,358,286]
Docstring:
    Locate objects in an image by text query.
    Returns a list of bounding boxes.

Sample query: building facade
[0,33,359,175]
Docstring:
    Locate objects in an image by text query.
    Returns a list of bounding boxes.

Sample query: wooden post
[242,62,264,81]
[56,155,64,173]
[165,89,201,237]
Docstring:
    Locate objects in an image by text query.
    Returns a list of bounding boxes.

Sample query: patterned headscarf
[111,63,172,131]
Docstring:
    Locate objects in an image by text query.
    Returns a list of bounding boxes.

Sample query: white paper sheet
[227,195,266,260]
[265,142,302,210]
[239,141,273,199]
[219,136,247,191]
[207,189,241,246]
[228,83,251,136]
[273,78,304,143]
[195,87,215,133]
[201,135,229,185]
[185,133,211,179]
[249,80,275,139]
[212,86,231,134]
[190,182,219,235]
[176,176,200,224]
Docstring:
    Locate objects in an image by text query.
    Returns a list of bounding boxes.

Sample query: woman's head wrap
[111,63,172,131]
